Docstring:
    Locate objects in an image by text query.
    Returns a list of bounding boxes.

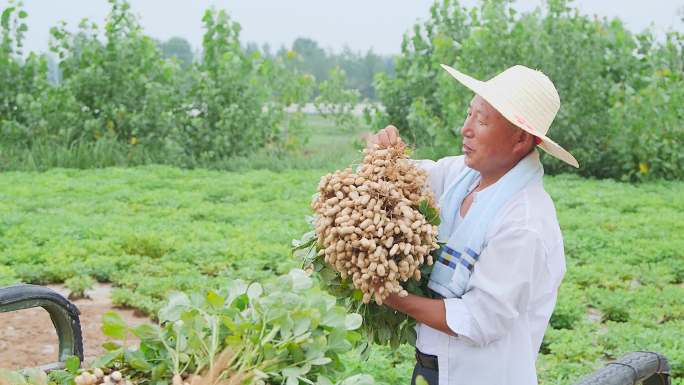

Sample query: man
[366,64,579,385]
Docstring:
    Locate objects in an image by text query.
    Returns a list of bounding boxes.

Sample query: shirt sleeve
[411,156,462,198]
[443,226,546,347]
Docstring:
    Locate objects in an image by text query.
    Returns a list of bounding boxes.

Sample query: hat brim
[440,64,579,168]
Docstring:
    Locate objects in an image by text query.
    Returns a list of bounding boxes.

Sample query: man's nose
[460,121,473,138]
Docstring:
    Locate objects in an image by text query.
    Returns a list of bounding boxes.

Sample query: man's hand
[382,291,401,308]
[366,125,403,149]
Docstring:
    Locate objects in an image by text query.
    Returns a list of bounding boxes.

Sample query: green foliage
[0,0,315,166]
[2,168,683,384]
[548,283,584,330]
[333,48,394,100]
[340,344,415,385]
[0,265,19,286]
[174,8,314,163]
[0,166,325,314]
[0,367,68,385]
[417,199,440,226]
[315,67,361,132]
[0,1,50,141]
[93,270,370,385]
[607,63,684,181]
[369,0,684,180]
[39,0,180,150]
[284,37,394,100]
[64,274,95,299]
[0,356,82,385]
[0,115,367,172]
[290,37,331,84]
[538,175,684,384]
[158,36,193,67]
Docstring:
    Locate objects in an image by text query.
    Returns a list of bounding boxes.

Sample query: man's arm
[384,226,548,346]
[383,292,456,336]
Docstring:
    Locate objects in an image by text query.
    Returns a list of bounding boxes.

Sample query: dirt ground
[0,283,150,370]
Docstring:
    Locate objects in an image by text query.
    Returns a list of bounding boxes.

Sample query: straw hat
[441,64,579,168]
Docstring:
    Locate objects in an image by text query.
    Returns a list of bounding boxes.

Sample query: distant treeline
[250,38,395,100]
[1,0,333,166]
[43,35,394,101]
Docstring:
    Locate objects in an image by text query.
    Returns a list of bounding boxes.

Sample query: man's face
[460,95,523,174]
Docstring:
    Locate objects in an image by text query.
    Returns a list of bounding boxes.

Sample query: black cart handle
[572,351,670,385]
[0,284,84,371]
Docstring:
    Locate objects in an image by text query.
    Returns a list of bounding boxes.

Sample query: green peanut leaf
[102,311,127,340]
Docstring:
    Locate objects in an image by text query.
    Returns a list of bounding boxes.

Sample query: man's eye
[478,120,487,125]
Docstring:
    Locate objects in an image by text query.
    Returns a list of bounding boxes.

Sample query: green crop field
[1,133,682,383]
[1,0,682,383]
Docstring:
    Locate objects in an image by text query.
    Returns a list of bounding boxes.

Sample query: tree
[158,36,193,67]
[291,37,330,82]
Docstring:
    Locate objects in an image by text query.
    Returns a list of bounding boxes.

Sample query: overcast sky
[12,1,684,55]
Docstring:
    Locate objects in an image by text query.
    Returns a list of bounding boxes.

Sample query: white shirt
[413,154,566,385]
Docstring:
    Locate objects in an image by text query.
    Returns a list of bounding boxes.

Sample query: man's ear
[513,128,535,155]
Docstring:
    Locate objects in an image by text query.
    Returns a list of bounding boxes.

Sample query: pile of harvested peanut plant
[293,143,442,348]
